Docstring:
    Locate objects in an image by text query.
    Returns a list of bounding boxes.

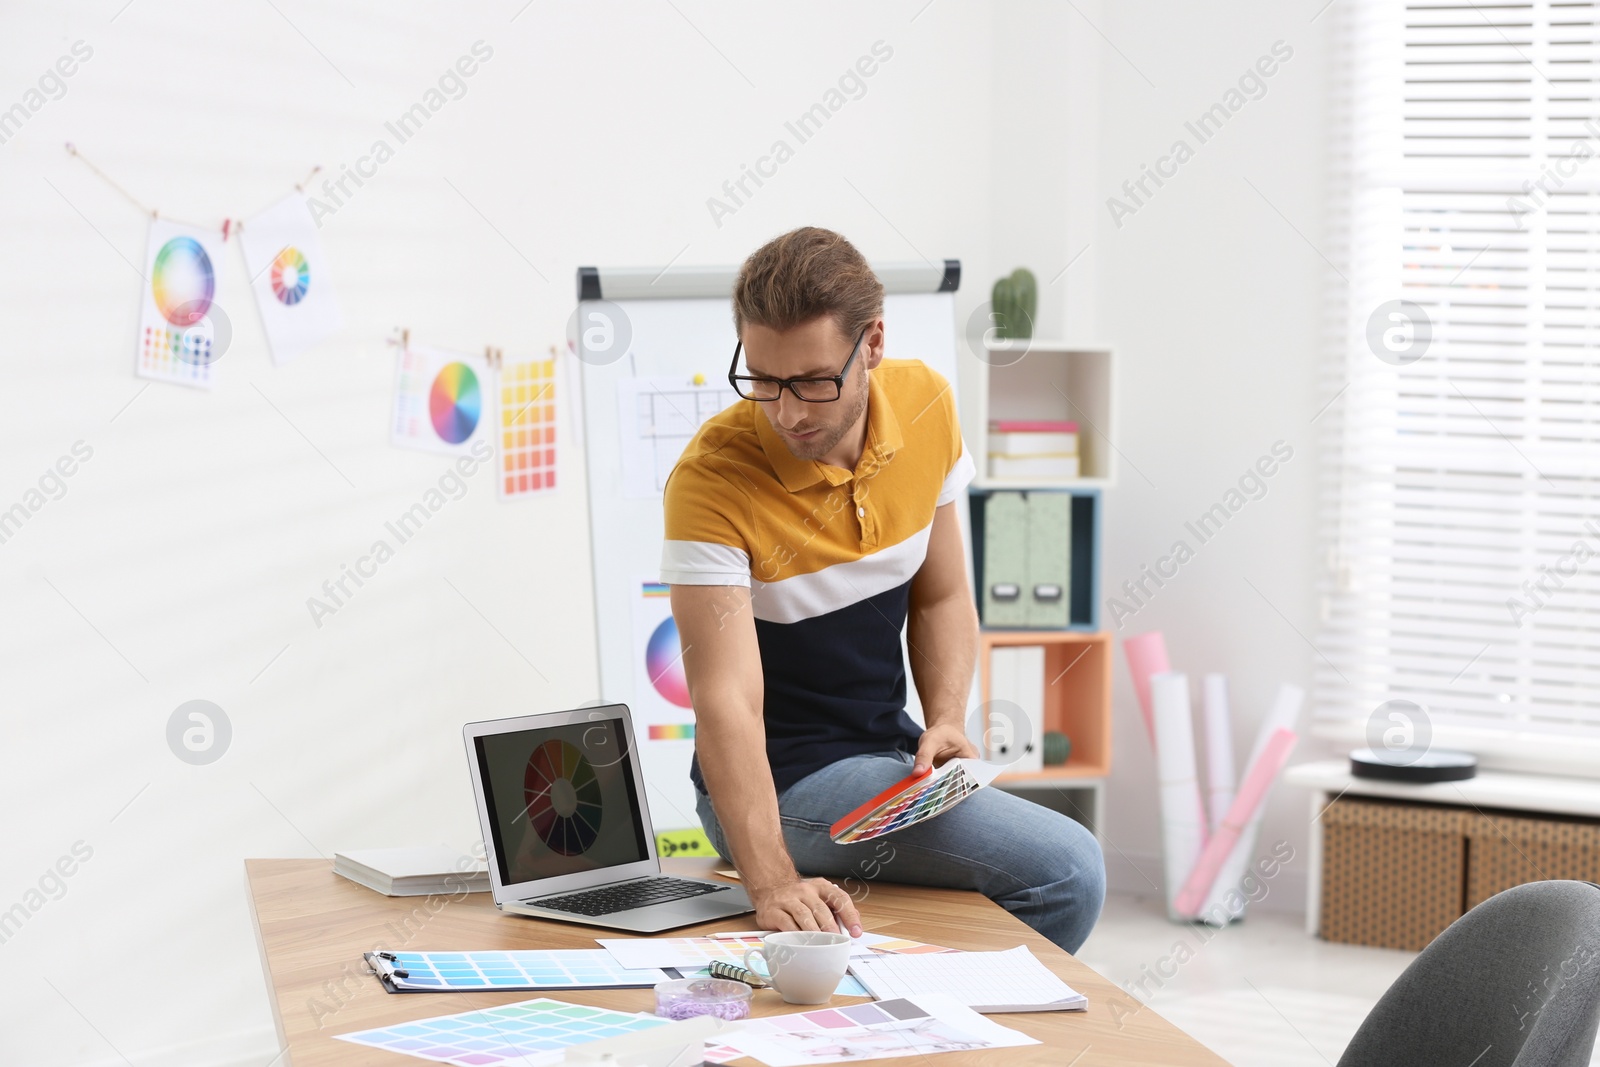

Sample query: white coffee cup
[743,931,850,1005]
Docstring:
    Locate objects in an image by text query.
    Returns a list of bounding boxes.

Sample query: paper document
[847,945,1087,1012]
[704,993,1039,1065]
[615,376,739,498]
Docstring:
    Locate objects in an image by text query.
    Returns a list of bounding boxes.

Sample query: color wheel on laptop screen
[524,740,603,856]
[429,361,482,444]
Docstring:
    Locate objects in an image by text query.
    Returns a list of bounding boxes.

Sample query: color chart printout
[336,998,673,1066]
[137,219,225,389]
[498,356,558,498]
[392,345,495,456]
[704,994,1039,1066]
[367,949,667,991]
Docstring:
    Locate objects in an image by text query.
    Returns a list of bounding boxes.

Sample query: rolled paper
[1203,673,1236,833]
[1152,672,1208,919]
[1244,683,1304,774]
[1173,727,1298,918]
[1195,683,1305,922]
[1122,631,1170,746]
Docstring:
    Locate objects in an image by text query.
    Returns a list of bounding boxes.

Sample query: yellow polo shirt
[661,358,974,791]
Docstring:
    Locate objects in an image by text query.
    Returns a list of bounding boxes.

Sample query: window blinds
[1317,0,1600,769]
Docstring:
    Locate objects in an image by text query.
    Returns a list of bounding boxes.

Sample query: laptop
[463,704,753,933]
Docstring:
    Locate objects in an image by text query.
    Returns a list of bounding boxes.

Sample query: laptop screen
[473,716,651,888]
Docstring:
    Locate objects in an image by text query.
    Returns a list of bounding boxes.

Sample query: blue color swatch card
[336,997,674,1066]
[365,950,668,993]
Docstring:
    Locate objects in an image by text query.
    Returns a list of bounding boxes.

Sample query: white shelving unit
[973,340,1117,489]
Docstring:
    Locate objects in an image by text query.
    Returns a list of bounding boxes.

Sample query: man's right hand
[750,877,863,938]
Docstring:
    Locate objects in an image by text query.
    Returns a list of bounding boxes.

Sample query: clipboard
[363,950,669,994]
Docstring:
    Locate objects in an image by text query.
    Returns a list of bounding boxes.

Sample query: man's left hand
[912,722,978,775]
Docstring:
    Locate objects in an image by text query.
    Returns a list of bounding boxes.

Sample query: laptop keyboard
[530,877,731,917]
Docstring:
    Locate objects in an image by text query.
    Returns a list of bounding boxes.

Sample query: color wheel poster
[239,192,342,365]
[630,578,698,830]
[391,345,495,455]
[137,219,226,390]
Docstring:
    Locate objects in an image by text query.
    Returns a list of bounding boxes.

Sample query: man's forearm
[695,705,798,890]
[908,590,979,730]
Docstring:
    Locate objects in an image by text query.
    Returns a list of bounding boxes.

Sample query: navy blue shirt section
[690,579,922,796]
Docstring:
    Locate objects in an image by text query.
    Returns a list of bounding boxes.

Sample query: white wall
[1074,0,1336,906]
[0,3,1005,1063]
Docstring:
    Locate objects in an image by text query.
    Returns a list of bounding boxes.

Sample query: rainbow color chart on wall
[391,346,494,455]
[628,578,697,835]
[631,579,695,742]
[239,193,343,365]
[136,220,225,389]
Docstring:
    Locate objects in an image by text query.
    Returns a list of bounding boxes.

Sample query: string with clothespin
[386,330,516,370]
[64,142,320,243]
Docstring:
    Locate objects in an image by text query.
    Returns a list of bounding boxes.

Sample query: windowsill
[1285,758,1600,818]
[1310,719,1600,782]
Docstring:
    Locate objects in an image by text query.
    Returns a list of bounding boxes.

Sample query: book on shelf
[987,453,1081,480]
[989,422,1078,457]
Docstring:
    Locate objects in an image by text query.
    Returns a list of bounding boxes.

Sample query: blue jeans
[693,750,1105,954]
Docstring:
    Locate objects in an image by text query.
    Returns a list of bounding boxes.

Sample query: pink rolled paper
[1122,631,1170,745]
[1172,726,1299,918]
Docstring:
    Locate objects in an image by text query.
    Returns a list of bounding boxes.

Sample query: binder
[1024,492,1072,627]
[987,646,1045,773]
[981,492,1030,626]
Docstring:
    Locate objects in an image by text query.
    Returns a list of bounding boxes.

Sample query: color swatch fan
[830,758,1004,844]
[392,345,495,455]
[239,192,342,365]
[136,220,225,389]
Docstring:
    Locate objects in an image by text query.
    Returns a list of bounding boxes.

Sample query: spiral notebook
[847,945,1087,1012]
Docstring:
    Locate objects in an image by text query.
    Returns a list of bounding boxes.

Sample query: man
[661,227,1104,952]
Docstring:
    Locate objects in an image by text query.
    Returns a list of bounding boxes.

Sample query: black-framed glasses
[728,327,866,402]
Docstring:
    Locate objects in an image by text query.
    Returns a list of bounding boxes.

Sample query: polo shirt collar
[755,370,905,493]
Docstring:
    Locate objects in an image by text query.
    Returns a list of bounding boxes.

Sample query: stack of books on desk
[334,846,489,897]
[987,420,1080,480]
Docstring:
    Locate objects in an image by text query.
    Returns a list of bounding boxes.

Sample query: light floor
[1076,890,1600,1066]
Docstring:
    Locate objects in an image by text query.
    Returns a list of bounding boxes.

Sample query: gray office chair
[1336,880,1600,1067]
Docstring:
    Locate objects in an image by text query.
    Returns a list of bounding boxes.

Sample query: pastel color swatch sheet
[705,994,1038,1066]
[335,997,671,1066]
[375,949,666,991]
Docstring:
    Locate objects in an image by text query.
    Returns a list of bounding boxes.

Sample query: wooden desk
[246,858,1225,1066]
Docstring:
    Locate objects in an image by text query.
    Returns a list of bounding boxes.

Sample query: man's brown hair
[733,227,883,341]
